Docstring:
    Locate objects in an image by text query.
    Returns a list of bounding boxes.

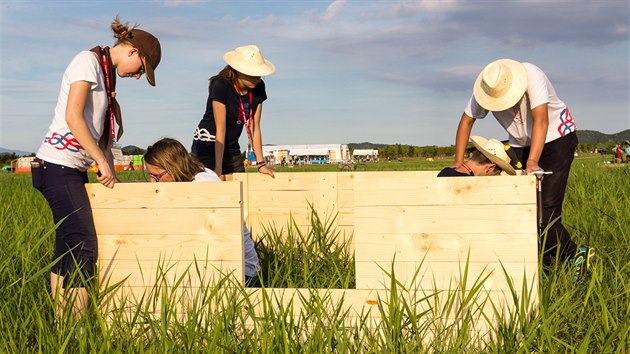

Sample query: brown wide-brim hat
[224,45,275,77]
[470,136,516,175]
[127,29,161,86]
[473,59,528,112]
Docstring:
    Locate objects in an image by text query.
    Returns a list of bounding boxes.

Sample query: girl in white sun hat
[452,58,594,276]
[192,45,276,179]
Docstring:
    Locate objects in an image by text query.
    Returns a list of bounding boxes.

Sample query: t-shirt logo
[557,108,576,136]
[45,131,83,152]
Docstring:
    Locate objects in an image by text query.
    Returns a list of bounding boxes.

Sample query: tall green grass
[1,158,629,352]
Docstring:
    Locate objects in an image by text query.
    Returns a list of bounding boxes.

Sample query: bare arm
[65,81,116,188]
[526,103,548,174]
[452,112,476,167]
[212,100,227,177]
[252,103,274,178]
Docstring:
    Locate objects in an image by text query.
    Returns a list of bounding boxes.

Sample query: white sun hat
[473,59,528,112]
[223,45,276,77]
[470,136,516,175]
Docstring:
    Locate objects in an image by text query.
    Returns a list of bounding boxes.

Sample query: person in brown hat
[451,59,594,278]
[191,45,276,179]
[32,16,160,320]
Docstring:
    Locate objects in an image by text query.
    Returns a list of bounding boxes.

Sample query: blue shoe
[573,246,596,281]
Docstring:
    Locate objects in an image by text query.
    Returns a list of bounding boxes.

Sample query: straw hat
[473,59,527,111]
[470,136,516,175]
[223,45,275,77]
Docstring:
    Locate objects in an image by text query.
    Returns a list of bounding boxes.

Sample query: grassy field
[1,156,629,352]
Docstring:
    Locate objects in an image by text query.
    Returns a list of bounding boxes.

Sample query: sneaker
[573,246,596,280]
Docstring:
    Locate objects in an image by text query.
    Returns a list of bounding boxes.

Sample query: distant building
[259,144,350,165]
[10,156,36,173]
[352,149,379,161]
[9,155,144,173]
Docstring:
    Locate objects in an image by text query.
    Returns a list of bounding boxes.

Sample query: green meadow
[1,156,629,352]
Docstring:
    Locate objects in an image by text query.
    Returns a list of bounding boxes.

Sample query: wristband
[256,161,266,169]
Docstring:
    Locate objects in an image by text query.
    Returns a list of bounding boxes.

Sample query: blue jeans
[32,160,98,288]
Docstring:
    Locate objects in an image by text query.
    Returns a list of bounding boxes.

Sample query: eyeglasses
[135,64,145,76]
[149,169,168,182]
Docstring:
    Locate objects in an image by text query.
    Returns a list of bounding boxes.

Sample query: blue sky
[1,0,628,153]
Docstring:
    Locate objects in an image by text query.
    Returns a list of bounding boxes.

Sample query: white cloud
[322,0,346,22]
[163,0,208,8]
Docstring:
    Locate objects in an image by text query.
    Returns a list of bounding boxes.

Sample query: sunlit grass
[1,158,629,352]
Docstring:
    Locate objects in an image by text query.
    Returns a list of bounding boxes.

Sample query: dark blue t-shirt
[192,76,267,157]
[437,167,473,177]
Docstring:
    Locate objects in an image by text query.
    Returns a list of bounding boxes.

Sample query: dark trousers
[191,153,245,175]
[512,132,579,265]
[32,160,98,288]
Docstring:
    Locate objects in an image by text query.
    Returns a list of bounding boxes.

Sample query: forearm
[527,104,549,166]
[212,101,227,172]
[67,111,107,165]
[252,127,264,162]
[454,113,475,165]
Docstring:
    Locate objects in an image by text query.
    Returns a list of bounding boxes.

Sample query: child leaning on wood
[143,137,261,287]
[438,136,519,177]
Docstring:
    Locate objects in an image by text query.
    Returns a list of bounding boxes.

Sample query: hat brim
[140,56,156,86]
[223,51,276,77]
[473,59,527,112]
[470,136,516,175]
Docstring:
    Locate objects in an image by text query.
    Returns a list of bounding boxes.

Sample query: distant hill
[348,129,629,150]
[575,129,630,145]
[122,145,146,155]
[348,142,390,150]
[0,147,33,156]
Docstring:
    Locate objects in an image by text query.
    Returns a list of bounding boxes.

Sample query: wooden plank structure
[87,171,539,333]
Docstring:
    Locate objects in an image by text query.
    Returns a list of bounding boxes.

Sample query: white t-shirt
[464,62,577,147]
[193,168,260,277]
[193,168,221,182]
[36,51,108,169]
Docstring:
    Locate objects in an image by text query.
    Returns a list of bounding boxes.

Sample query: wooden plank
[100,286,535,332]
[355,261,539,292]
[92,208,242,235]
[355,205,537,234]
[86,181,242,209]
[98,233,244,262]
[354,233,537,263]
[354,175,536,206]
[99,259,243,288]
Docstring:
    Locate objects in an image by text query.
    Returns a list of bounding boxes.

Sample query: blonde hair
[110,16,138,47]
[144,138,205,182]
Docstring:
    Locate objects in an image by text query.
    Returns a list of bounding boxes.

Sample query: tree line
[372,141,621,159]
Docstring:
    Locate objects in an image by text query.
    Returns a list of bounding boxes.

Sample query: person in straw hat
[32,16,161,319]
[192,45,276,178]
[438,136,518,177]
[452,58,594,276]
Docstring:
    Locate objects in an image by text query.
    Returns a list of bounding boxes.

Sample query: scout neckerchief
[90,46,118,145]
[235,83,254,147]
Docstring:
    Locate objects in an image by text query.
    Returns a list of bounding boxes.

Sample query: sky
[1,0,628,153]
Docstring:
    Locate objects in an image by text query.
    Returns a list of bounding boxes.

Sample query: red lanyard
[235,84,253,143]
[462,163,474,175]
[99,47,116,142]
